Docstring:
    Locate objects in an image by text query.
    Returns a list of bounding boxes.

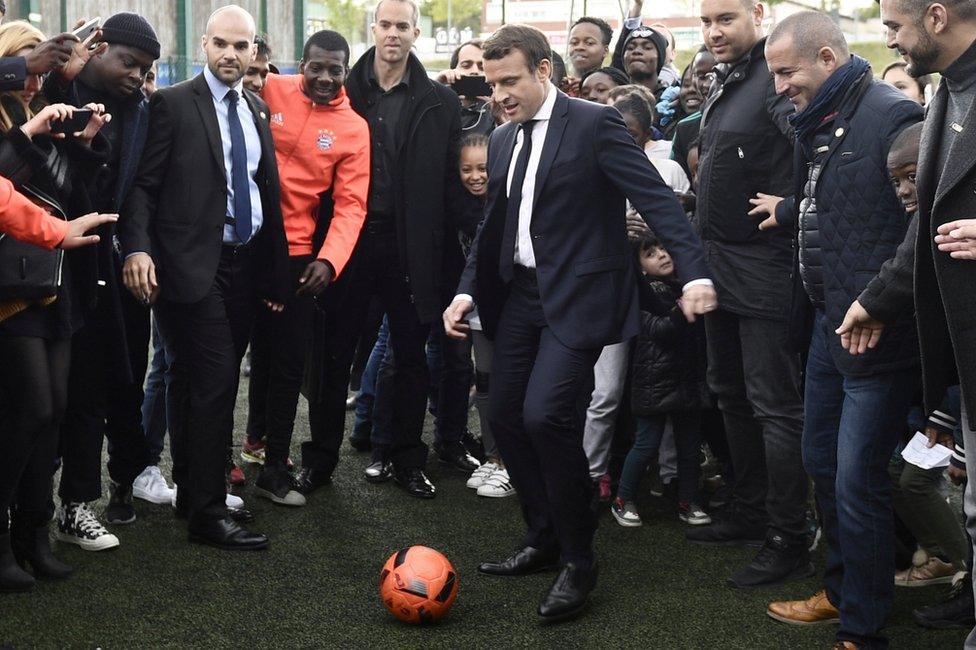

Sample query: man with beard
[246,30,369,505]
[846,0,976,638]
[41,12,163,551]
[688,0,810,590]
[120,4,290,550]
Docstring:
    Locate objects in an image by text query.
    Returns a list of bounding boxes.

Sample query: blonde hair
[0,21,46,132]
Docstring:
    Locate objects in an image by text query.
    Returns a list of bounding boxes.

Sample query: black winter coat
[345,48,464,323]
[776,73,923,376]
[630,276,711,415]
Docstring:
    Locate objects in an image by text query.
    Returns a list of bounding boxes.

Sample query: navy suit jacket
[458,90,710,350]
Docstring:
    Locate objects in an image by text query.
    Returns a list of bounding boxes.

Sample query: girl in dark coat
[611,232,711,528]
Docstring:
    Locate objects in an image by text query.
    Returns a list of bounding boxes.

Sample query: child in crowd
[610,92,688,192]
[612,233,711,527]
[455,133,513,498]
[885,122,968,585]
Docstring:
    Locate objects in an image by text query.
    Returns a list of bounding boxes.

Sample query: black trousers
[58,289,151,503]
[0,336,70,530]
[155,246,255,523]
[302,226,430,474]
[704,308,807,543]
[246,255,314,469]
[488,268,601,567]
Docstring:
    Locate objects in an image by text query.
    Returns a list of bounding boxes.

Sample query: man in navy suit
[444,24,716,621]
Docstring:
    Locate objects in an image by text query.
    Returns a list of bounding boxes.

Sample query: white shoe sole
[679,516,713,526]
[894,575,956,587]
[132,487,174,505]
[477,487,515,498]
[56,530,120,551]
[766,609,840,626]
[254,486,306,507]
[611,510,643,528]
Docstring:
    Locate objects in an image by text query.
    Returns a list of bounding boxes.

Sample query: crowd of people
[0,0,975,646]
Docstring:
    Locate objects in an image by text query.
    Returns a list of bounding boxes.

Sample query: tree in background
[423,0,483,31]
[324,0,368,44]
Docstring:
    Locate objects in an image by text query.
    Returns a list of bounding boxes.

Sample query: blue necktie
[226,89,252,244]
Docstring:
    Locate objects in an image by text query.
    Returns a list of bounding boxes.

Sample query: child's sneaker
[240,439,266,465]
[466,462,497,489]
[597,473,612,502]
[611,497,642,527]
[678,502,712,526]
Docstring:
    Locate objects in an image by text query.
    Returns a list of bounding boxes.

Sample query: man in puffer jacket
[753,13,923,649]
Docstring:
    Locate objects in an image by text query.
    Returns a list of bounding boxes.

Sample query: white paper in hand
[901,431,953,470]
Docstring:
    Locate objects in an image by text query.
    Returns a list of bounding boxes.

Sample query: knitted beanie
[623,25,668,74]
[101,12,161,60]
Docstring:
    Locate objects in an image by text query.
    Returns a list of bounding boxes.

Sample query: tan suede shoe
[767,589,840,626]
[895,555,957,587]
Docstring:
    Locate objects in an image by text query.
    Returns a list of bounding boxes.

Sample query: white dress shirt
[508,81,558,269]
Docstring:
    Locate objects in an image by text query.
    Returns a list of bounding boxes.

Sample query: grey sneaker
[611,498,642,527]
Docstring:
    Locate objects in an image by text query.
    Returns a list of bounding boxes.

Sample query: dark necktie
[226,89,252,244]
[499,120,537,283]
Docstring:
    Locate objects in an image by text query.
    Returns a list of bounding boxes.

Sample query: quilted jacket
[630,276,711,415]
[776,72,923,377]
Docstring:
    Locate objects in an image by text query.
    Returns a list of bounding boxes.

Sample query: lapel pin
[835,127,844,137]
[260,111,266,119]
[952,122,964,133]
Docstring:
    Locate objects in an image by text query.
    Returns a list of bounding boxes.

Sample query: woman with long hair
[0,20,110,593]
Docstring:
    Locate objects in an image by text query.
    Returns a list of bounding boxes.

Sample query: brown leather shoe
[767,589,840,626]
[831,642,859,649]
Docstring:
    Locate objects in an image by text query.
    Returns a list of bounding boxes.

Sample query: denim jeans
[352,315,392,447]
[803,311,915,649]
[618,412,701,503]
[141,314,169,466]
[428,325,473,446]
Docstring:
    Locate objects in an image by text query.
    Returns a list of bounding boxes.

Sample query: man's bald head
[768,10,849,61]
[202,4,257,86]
[206,4,256,39]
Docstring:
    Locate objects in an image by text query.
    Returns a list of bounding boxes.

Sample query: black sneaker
[434,441,480,473]
[461,430,486,464]
[105,481,136,525]
[727,534,816,588]
[913,574,976,629]
[685,517,766,548]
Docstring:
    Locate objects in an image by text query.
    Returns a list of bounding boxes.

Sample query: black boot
[12,525,72,580]
[0,533,34,592]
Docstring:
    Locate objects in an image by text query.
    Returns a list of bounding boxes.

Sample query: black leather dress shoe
[364,460,394,483]
[293,467,332,495]
[434,441,480,473]
[393,467,435,499]
[477,546,560,576]
[538,561,598,622]
[174,506,254,523]
[187,516,268,551]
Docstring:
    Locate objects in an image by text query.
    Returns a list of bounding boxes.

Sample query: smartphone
[72,17,101,41]
[453,75,491,98]
[50,108,93,134]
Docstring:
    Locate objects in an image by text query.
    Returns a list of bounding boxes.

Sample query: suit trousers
[155,245,255,523]
[59,289,152,502]
[489,267,602,567]
[302,227,430,474]
[245,255,315,469]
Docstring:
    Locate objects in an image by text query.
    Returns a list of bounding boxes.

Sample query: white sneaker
[56,502,120,551]
[132,465,175,505]
[476,467,515,498]
[678,503,712,526]
[466,462,497,489]
[170,486,245,509]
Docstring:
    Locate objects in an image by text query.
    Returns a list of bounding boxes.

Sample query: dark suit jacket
[118,73,289,305]
[914,80,976,428]
[458,90,710,350]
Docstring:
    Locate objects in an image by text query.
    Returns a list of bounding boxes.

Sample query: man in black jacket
[296,0,463,499]
[687,0,809,589]
[120,5,290,550]
[751,13,922,647]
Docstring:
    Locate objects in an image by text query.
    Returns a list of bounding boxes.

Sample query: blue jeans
[352,316,393,447]
[141,314,170,466]
[803,311,915,649]
[618,412,701,503]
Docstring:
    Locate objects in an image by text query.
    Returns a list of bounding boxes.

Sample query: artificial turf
[0,382,966,649]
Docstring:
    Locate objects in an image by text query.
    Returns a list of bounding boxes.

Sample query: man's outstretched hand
[680,283,718,322]
[836,300,884,355]
[443,297,474,340]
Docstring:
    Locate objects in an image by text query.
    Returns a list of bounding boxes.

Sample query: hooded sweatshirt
[261,74,370,277]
